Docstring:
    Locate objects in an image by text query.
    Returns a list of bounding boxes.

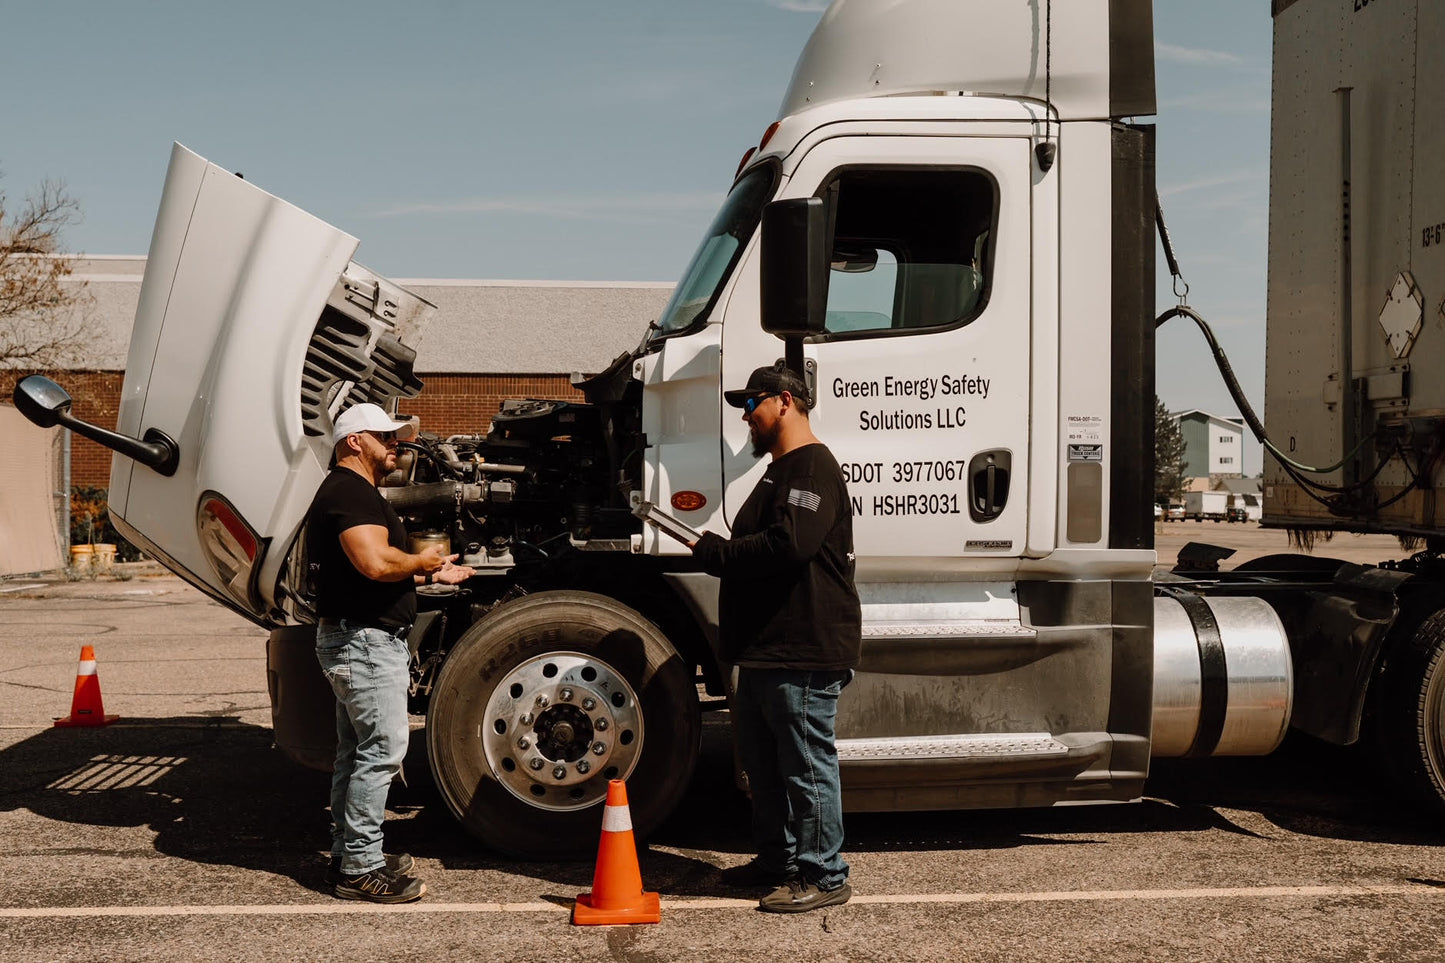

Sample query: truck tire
[426,590,700,858]
[1372,608,1445,813]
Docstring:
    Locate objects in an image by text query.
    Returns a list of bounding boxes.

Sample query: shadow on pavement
[0,717,337,891]
[656,716,1445,877]
[2,711,1437,900]
[0,715,718,895]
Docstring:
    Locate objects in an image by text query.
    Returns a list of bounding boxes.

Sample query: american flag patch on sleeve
[787,488,822,512]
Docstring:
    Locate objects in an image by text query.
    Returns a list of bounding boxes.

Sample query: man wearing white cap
[306,403,473,903]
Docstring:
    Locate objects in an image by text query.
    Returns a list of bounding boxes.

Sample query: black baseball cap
[723,362,810,408]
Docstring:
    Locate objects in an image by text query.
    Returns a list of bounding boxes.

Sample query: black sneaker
[324,852,415,886]
[334,866,426,904]
[719,859,794,889]
[758,878,852,914]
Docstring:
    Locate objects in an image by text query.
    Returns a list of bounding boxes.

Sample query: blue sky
[4,0,1271,471]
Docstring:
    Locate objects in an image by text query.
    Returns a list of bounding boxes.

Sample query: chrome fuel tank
[1152,595,1292,757]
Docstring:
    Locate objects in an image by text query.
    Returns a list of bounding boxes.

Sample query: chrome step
[837,732,1070,762]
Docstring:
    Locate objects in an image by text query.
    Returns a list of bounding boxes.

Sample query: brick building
[3,256,675,489]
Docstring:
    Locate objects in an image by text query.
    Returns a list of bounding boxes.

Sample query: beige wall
[0,406,64,575]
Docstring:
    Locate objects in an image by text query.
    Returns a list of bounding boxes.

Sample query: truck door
[722,135,1031,560]
[106,144,433,624]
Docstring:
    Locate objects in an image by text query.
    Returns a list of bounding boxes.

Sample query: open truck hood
[109,144,434,626]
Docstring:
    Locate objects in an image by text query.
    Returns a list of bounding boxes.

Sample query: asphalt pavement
[1,556,1444,961]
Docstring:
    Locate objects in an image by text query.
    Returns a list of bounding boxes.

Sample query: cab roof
[779,0,1155,123]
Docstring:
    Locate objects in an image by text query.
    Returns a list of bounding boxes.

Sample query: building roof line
[1172,408,1245,426]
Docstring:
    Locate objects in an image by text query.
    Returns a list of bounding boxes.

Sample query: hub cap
[481,651,643,811]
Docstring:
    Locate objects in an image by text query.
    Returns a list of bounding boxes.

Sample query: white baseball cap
[331,403,418,445]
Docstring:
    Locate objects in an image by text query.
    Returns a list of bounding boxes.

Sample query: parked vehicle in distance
[1154,504,1163,520]
[1227,507,1248,523]
[1167,505,1185,521]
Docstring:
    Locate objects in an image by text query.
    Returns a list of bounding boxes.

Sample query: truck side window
[821,168,996,337]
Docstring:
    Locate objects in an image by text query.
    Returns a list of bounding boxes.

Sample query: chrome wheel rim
[481,651,643,811]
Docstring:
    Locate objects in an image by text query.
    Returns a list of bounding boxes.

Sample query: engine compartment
[379,351,647,574]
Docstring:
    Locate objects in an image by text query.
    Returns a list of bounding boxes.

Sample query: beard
[749,421,779,458]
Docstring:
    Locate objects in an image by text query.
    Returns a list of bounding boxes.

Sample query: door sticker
[1066,415,1103,462]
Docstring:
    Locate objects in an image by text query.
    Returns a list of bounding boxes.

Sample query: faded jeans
[732,667,851,890]
[315,622,410,877]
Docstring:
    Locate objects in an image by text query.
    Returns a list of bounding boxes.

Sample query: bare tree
[0,176,89,368]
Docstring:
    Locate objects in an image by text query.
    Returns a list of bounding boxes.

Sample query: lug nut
[535,694,549,708]
[576,760,591,774]
[592,741,607,755]
[529,757,545,771]
[594,718,609,731]
[559,688,573,701]
[517,737,530,750]
[581,698,596,711]
[520,712,534,726]
[552,765,567,780]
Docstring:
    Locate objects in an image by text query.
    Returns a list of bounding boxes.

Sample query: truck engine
[377,352,646,596]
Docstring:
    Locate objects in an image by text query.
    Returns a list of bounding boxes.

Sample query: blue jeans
[732,667,850,890]
[315,622,411,877]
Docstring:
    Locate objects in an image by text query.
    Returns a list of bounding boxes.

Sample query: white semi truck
[15,0,1445,858]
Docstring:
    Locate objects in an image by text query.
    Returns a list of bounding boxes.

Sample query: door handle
[967,449,1011,522]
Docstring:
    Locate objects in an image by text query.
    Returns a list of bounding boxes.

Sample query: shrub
[69,486,142,562]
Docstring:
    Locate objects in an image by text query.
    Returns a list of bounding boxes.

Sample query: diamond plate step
[837,732,1070,762]
[862,620,1036,640]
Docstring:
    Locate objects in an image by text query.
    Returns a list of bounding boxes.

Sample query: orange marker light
[758,121,782,152]
[671,491,707,512]
[734,147,757,179]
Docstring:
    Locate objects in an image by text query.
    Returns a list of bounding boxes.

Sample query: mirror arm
[56,413,180,477]
[12,375,179,477]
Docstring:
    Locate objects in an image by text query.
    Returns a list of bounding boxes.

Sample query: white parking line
[0,882,1439,919]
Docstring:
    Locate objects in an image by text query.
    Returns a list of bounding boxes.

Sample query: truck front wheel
[426,590,701,858]
[1372,608,1445,813]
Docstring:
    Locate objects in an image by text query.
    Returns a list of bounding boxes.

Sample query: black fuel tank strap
[1170,591,1229,757]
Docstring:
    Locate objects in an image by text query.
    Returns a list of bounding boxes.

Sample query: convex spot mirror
[830,246,879,274]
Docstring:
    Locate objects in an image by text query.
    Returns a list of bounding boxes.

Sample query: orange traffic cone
[54,645,119,727]
[572,780,661,925]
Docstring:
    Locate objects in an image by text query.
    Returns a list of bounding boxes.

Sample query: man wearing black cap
[692,362,861,913]
[307,403,473,903]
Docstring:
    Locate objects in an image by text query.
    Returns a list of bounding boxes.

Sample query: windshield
[652,163,779,338]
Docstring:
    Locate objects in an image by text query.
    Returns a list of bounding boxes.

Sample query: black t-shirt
[305,468,416,630]
[693,442,861,670]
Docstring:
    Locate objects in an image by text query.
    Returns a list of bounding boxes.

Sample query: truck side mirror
[11,374,73,428]
[12,375,180,477]
[760,197,828,338]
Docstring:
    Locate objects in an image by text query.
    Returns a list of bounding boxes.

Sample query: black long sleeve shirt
[693,443,861,670]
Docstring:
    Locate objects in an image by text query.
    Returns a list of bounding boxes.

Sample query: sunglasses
[742,393,776,415]
[368,430,399,443]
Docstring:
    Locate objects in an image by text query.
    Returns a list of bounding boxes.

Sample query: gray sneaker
[758,878,852,913]
[325,852,415,886]
[335,866,426,904]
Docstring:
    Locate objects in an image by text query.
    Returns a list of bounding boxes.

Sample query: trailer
[1185,491,1230,522]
